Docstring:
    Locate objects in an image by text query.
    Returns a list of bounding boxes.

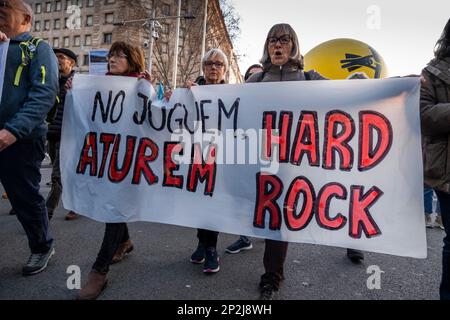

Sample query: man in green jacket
[0,0,59,275]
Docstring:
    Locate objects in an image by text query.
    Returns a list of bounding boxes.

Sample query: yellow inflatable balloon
[304,38,388,79]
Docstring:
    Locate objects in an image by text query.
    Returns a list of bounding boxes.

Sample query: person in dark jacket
[76,41,153,300]
[246,23,326,300]
[188,48,229,274]
[46,48,77,221]
[0,0,58,275]
[420,18,450,300]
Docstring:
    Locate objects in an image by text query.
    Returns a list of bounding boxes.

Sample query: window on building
[45,2,51,12]
[86,15,93,27]
[44,20,50,30]
[53,38,60,48]
[84,54,89,66]
[104,0,116,4]
[161,23,169,34]
[105,13,114,24]
[85,35,92,46]
[87,0,94,7]
[179,28,185,39]
[74,35,81,47]
[160,42,168,54]
[162,4,170,16]
[103,33,112,44]
[35,3,42,14]
[65,0,70,9]
[54,19,61,30]
[76,0,83,7]
[34,21,41,32]
[63,36,70,47]
[64,18,69,29]
[55,1,61,11]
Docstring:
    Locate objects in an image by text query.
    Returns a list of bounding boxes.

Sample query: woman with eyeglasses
[186,48,228,275]
[246,23,327,300]
[75,41,152,300]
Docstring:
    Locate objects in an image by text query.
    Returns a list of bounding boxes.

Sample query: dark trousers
[260,240,288,290]
[435,191,450,300]
[46,140,62,214]
[197,229,219,248]
[92,223,130,274]
[0,137,53,253]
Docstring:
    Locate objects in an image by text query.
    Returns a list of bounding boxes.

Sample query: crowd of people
[1,0,450,300]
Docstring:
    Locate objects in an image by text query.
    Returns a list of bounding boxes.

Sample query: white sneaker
[425,215,433,228]
[435,215,445,230]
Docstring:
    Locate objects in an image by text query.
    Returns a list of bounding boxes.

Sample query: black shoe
[190,242,206,264]
[9,208,16,215]
[259,283,278,300]
[347,248,364,264]
[226,238,253,254]
[22,247,55,276]
[203,247,220,274]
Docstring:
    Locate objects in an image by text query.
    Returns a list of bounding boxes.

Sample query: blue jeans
[424,186,441,214]
[435,191,450,300]
[0,137,53,254]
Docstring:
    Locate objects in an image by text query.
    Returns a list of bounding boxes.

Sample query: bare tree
[152,0,241,88]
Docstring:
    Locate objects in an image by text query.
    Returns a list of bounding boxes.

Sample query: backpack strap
[425,59,450,86]
[14,37,43,87]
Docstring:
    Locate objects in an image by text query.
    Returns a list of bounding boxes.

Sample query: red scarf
[105,72,140,78]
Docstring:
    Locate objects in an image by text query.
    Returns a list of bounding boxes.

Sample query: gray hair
[202,48,229,74]
[260,23,304,69]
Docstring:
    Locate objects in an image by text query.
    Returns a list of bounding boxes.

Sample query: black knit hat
[53,48,78,63]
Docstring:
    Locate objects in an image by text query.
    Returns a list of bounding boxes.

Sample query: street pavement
[0,162,444,300]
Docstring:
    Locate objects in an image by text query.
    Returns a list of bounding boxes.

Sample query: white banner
[61,75,426,258]
[0,40,9,105]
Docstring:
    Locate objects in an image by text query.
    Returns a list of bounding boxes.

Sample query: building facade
[27,0,242,85]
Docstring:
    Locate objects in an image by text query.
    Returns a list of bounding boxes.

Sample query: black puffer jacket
[47,70,75,141]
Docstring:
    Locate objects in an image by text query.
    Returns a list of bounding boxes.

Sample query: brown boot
[65,211,78,221]
[111,239,134,264]
[77,270,108,300]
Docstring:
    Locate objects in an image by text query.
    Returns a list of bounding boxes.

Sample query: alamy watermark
[366,5,381,30]
[366,265,384,290]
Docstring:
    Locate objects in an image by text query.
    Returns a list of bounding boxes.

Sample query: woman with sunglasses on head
[75,41,152,300]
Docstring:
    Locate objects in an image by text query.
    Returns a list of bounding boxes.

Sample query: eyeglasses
[205,61,224,68]
[268,34,291,45]
[107,52,127,60]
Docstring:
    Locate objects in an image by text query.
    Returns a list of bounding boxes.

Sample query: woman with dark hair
[246,23,326,300]
[420,18,450,300]
[76,41,152,300]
